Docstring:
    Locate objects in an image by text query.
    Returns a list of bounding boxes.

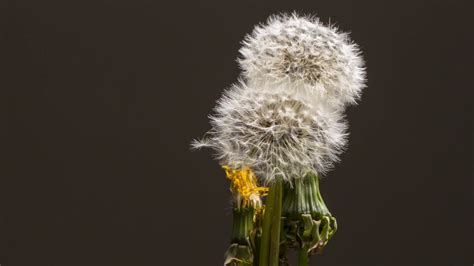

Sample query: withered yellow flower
[223,166,268,208]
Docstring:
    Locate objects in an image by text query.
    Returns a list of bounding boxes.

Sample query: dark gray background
[2,0,472,265]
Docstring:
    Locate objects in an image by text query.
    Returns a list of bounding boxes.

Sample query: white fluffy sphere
[238,13,366,108]
[193,82,348,183]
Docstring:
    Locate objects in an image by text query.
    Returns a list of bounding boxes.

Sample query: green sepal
[225,206,261,265]
[224,243,253,266]
[301,214,338,255]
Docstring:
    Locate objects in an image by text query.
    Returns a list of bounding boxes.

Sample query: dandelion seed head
[192,82,348,184]
[238,13,366,108]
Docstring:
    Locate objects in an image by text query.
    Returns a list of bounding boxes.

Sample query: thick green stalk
[258,178,283,266]
[298,248,309,266]
[269,178,282,266]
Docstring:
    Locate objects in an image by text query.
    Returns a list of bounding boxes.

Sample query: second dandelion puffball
[239,13,366,108]
[193,82,348,184]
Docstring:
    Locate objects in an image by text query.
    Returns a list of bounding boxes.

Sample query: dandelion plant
[193,13,365,266]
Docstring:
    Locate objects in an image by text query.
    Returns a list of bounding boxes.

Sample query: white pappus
[192,82,348,184]
[238,13,366,109]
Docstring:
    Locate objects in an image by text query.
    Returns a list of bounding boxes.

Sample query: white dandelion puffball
[238,13,366,108]
[193,82,348,183]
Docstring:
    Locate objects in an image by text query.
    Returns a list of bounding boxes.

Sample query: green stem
[225,207,255,265]
[298,248,309,266]
[258,178,283,266]
[269,178,282,266]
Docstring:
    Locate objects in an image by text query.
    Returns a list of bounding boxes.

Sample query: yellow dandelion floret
[223,166,268,206]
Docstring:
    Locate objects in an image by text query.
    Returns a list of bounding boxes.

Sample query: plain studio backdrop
[1,0,472,265]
